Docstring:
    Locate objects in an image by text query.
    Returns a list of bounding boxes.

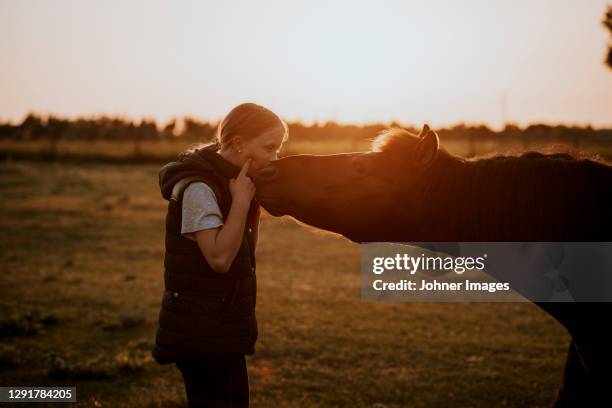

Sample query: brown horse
[253,125,612,406]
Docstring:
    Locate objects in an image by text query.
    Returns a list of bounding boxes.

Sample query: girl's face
[234,125,285,177]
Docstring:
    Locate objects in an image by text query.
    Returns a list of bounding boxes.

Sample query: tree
[19,113,44,140]
[604,6,612,69]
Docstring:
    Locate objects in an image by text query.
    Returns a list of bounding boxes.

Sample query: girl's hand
[229,158,255,208]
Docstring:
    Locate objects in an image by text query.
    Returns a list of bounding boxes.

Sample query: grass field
[0,159,570,407]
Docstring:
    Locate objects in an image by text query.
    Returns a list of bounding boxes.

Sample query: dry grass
[0,159,569,407]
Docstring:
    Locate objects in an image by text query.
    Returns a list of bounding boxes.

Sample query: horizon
[2,111,611,132]
[2,0,611,131]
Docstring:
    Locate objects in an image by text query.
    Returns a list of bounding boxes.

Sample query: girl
[152,103,288,407]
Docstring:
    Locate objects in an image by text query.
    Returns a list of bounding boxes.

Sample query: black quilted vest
[152,144,259,365]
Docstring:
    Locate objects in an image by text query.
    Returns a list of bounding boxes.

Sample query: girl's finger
[238,158,252,178]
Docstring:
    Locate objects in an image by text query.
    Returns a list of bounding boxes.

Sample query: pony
[254,124,612,406]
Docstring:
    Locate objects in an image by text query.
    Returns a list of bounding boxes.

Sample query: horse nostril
[257,165,278,182]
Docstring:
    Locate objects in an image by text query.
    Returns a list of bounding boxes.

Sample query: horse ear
[418,124,430,138]
[414,129,439,167]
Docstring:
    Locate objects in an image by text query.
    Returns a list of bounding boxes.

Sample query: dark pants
[175,354,249,408]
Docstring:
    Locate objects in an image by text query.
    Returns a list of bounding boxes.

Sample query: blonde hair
[183,103,288,156]
[216,103,288,148]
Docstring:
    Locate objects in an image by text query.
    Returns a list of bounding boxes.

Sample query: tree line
[1,113,610,149]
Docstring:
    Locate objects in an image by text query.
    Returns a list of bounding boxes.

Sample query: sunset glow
[1,0,611,129]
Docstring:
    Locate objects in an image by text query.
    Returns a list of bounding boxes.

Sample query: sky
[1,0,611,130]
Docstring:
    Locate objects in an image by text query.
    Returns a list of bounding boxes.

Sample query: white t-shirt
[181,182,224,241]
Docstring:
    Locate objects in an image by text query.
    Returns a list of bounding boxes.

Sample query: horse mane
[471,148,609,165]
[370,127,419,152]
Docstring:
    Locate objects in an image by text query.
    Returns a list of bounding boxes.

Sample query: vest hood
[159,143,242,201]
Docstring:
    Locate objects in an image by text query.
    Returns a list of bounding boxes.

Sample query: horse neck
[416,154,609,241]
[419,155,566,241]
[404,152,470,240]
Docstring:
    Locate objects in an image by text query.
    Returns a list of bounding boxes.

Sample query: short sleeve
[181,182,224,239]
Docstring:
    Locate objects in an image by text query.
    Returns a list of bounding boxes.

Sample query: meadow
[0,150,572,407]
